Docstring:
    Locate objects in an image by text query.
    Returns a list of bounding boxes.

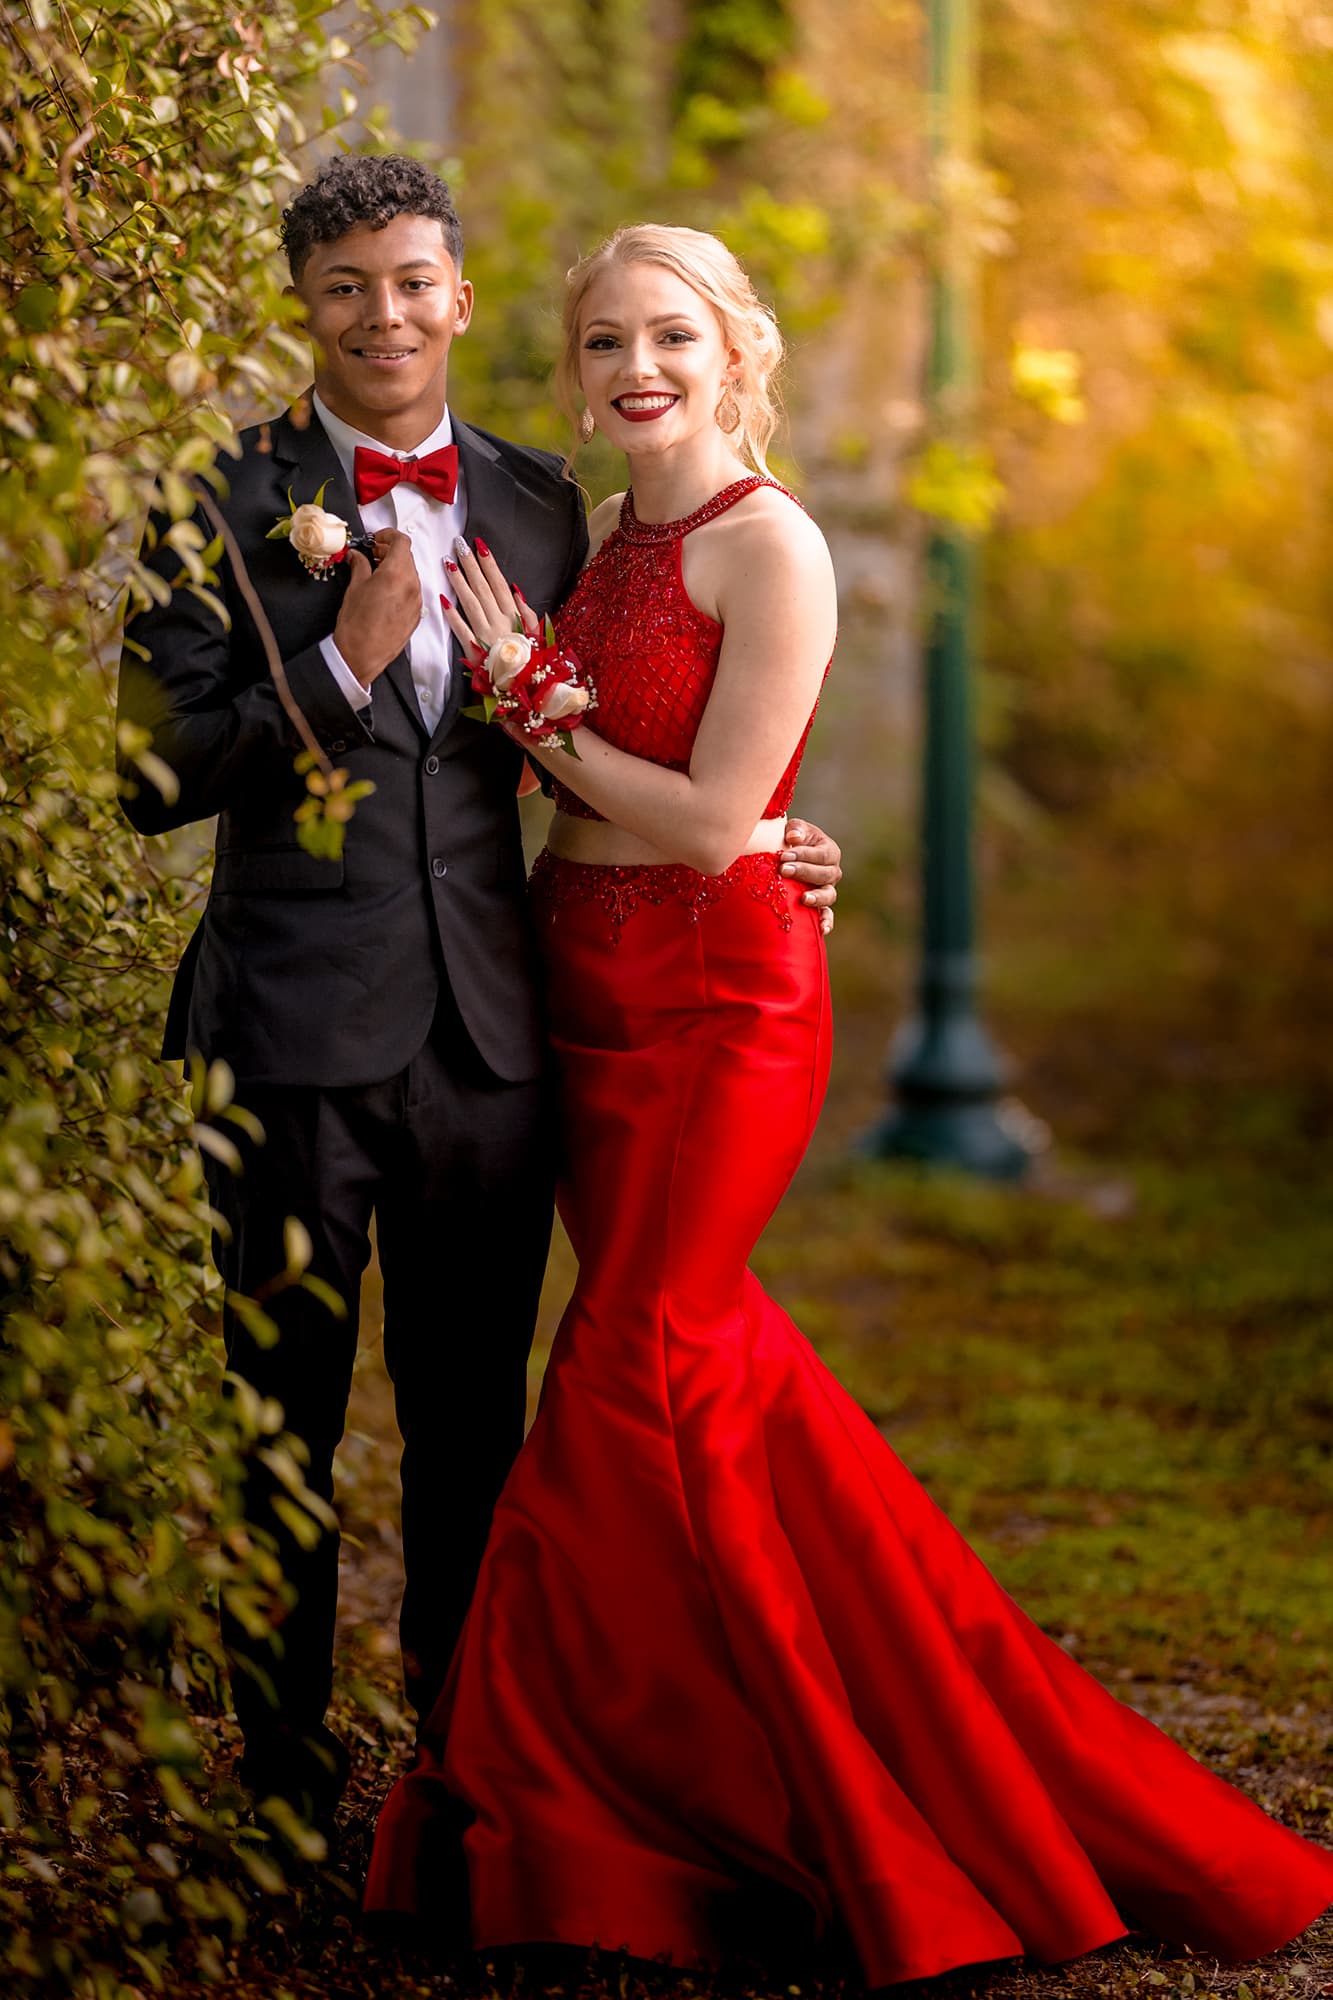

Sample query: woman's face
[577,260,741,459]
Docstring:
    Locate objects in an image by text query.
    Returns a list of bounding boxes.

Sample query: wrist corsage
[267,482,376,580]
[462,616,596,758]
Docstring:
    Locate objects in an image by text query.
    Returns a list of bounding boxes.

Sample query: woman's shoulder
[685,477,834,633]
[586,492,628,563]
[720,479,832,571]
[728,477,816,525]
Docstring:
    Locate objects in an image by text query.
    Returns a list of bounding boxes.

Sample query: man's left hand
[781,820,842,936]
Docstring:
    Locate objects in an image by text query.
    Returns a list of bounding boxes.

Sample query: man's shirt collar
[311,391,455,483]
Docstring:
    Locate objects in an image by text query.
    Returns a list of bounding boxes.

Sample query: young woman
[364,225,1333,1984]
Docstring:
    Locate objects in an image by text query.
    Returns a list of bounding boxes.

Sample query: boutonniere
[267,480,374,581]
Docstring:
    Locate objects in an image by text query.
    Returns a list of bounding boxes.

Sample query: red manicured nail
[514,585,526,602]
[475,537,492,559]
[445,559,458,573]
[440,593,452,611]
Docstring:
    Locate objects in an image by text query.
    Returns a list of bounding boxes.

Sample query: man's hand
[780,819,843,935]
[333,527,422,688]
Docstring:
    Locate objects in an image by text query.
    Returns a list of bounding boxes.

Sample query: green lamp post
[863,0,1039,1178]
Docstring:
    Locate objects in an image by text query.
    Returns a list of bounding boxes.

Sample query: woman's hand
[440,536,542,663]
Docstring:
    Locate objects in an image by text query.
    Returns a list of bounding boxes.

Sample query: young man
[118,155,842,1832]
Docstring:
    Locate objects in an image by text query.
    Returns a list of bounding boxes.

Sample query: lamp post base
[859,974,1048,1180]
[859,1093,1043,1180]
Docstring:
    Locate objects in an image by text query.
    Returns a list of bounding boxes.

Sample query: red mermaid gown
[365,479,1333,1982]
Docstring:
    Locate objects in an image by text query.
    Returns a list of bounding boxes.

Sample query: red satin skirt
[366,852,1333,1984]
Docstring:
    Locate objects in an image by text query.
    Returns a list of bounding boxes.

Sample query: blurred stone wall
[358,9,457,144]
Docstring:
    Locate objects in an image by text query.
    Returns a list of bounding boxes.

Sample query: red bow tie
[353,443,459,506]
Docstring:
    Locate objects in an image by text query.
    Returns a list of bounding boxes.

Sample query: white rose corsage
[461,614,596,757]
[267,481,375,580]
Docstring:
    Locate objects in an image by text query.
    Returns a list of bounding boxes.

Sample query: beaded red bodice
[550,476,824,823]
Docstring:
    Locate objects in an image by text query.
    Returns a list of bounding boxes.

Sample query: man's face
[294,212,473,442]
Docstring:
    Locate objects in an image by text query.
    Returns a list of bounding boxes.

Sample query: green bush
[0,2,430,1988]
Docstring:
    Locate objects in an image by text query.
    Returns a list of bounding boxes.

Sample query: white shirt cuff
[319,634,374,713]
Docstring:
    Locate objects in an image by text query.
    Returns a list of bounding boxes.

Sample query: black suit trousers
[204,993,554,1802]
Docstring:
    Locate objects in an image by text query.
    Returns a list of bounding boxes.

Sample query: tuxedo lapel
[271,398,428,739]
[455,416,518,555]
[271,399,362,530]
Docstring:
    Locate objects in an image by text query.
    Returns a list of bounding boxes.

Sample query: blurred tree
[977,2,1333,1101]
[984,0,1333,797]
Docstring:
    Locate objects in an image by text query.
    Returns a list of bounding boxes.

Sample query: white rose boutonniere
[290,503,348,563]
[267,480,372,580]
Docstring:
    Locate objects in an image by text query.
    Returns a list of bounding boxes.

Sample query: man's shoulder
[207,409,303,513]
[211,403,338,532]
[456,419,579,502]
[230,404,308,470]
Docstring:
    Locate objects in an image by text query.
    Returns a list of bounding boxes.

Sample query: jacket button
[424,754,440,776]
[431,857,448,879]
[328,738,348,755]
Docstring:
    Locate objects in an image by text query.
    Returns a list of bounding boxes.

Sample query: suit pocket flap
[212,845,345,895]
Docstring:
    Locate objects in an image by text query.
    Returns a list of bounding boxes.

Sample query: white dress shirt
[314,391,467,735]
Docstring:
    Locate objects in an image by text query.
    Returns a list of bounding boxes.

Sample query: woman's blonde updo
[555,224,786,475]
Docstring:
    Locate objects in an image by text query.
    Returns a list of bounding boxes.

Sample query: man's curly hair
[281,154,464,281]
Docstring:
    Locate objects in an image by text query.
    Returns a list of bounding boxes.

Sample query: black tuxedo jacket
[118,404,588,1087]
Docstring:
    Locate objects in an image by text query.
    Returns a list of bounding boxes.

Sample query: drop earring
[716,386,742,434]
[578,408,596,443]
